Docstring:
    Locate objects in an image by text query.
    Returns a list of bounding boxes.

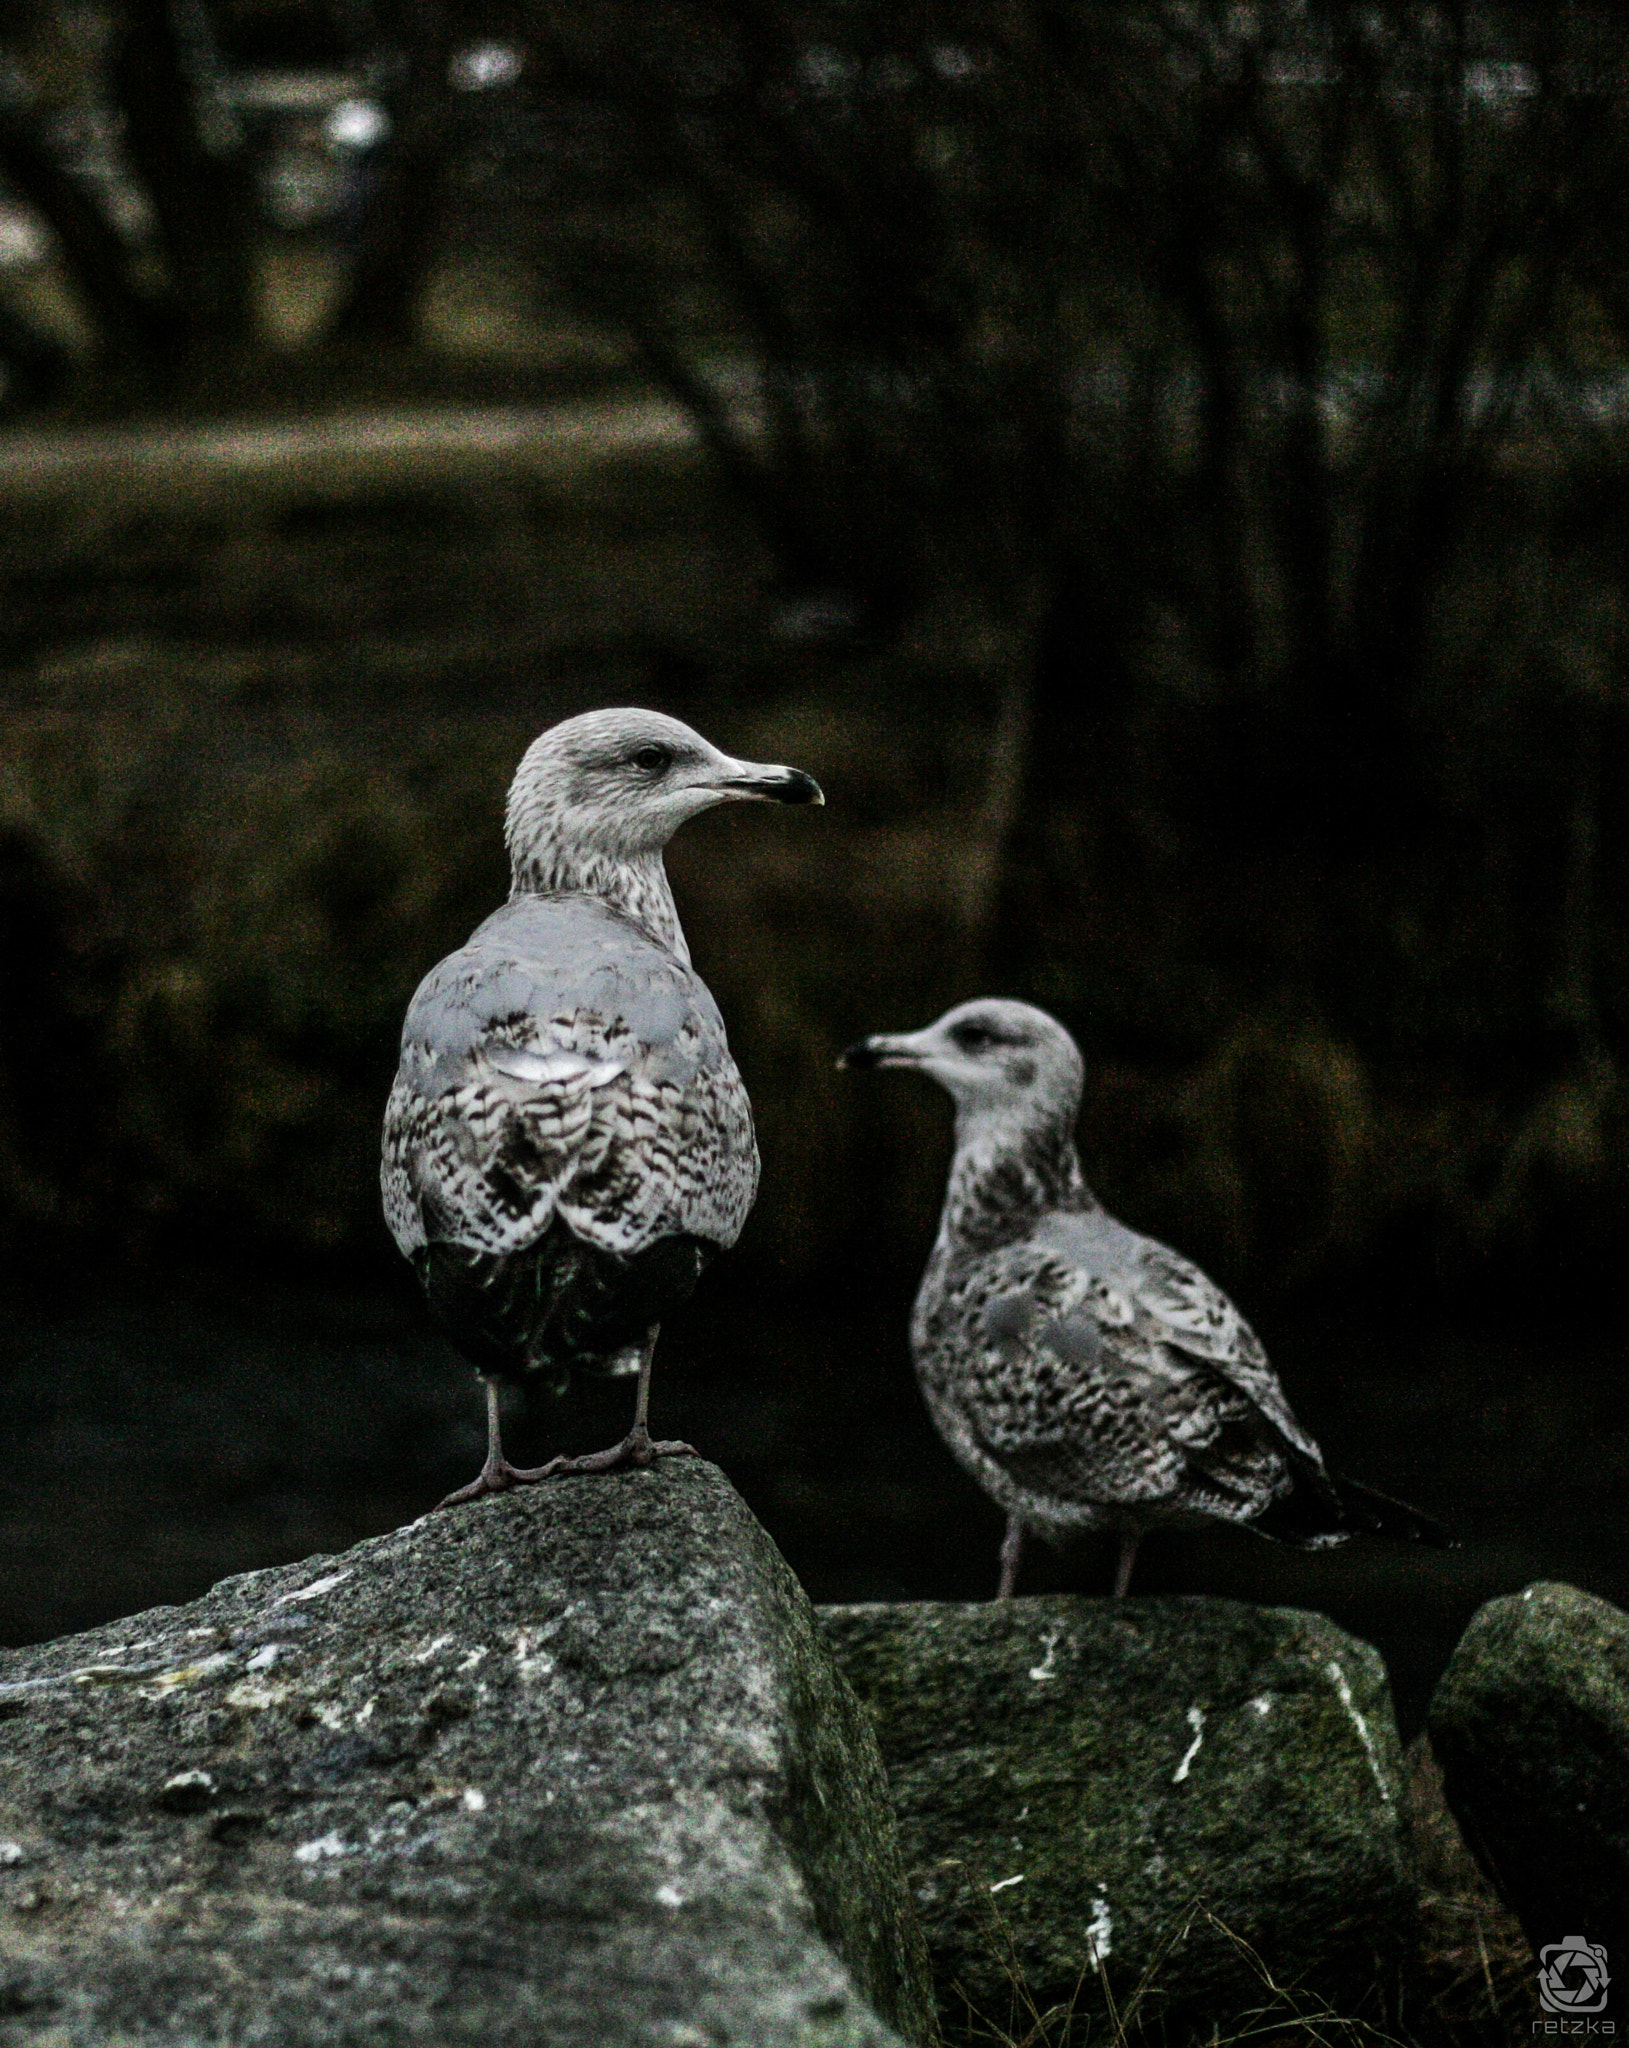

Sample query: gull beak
[838,1032,924,1071]
[715,761,825,806]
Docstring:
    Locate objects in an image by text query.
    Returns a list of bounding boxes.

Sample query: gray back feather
[1029,1210,1325,1466]
[382,895,757,1264]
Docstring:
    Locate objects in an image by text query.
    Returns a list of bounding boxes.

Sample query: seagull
[840,998,1448,1597]
[383,707,822,1506]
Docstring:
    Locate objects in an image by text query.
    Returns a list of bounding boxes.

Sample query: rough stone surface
[820,1596,1413,2037]
[1429,1580,1629,1953]
[0,1461,933,2047]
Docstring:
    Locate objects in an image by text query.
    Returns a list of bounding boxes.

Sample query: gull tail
[1331,1473,1454,1549]
[1248,1462,1453,1549]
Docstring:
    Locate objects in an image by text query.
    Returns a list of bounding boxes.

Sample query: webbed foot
[541,1424,697,1477]
[437,1454,556,1509]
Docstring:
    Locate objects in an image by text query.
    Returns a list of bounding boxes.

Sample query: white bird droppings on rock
[274,1570,353,1608]
[294,1832,351,1863]
[512,1631,557,1681]
[1027,1627,1063,1682]
[160,1770,217,1800]
[1171,1706,1206,1783]
[1327,1661,1392,1803]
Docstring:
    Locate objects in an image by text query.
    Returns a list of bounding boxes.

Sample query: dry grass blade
[945,1897,1523,2048]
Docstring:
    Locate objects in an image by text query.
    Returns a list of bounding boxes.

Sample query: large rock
[820,1596,1413,2037]
[0,1461,933,2047]
[1429,1581,1629,1954]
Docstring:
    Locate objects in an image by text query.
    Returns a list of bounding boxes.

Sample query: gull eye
[951,1022,998,1054]
[629,744,673,775]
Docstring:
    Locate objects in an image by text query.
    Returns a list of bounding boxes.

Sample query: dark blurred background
[1,0,1626,1735]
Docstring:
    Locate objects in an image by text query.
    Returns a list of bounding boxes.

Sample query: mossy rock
[1429,1581,1629,1956]
[0,1462,932,2046]
[820,1596,1413,2039]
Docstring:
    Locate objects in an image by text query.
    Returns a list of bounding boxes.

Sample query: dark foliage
[0,1,1626,1298]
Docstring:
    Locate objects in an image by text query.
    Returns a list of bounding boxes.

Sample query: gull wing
[1034,1211,1329,1468]
[926,1213,1327,1523]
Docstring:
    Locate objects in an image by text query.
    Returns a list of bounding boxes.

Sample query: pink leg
[997,1514,1024,1599]
[540,1327,696,1478]
[437,1380,558,1508]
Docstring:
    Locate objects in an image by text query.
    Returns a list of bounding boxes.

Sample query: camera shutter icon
[1539,1937,1611,2016]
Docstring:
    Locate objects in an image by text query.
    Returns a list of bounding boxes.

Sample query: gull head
[505,708,822,878]
[840,998,1083,1126]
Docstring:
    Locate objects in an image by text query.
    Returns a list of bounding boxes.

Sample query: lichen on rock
[0,1461,932,2047]
[821,1594,1413,2038]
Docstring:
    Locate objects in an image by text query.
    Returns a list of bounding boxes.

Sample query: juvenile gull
[841,998,1448,1596]
[383,707,822,1505]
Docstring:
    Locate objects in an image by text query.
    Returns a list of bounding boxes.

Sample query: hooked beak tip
[724,766,824,806]
[839,1036,916,1071]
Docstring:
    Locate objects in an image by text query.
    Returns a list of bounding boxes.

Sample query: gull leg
[997,1514,1025,1600]
[437,1380,558,1508]
[1112,1533,1141,1598]
[543,1326,697,1478]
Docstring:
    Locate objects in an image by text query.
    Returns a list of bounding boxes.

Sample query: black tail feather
[1248,1462,1454,1549]
[1331,1472,1454,1549]
[414,1225,713,1392]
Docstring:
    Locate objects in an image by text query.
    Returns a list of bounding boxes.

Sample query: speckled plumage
[382,893,756,1382]
[912,1200,1329,1547]
[382,708,821,1496]
[843,999,1446,1590]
